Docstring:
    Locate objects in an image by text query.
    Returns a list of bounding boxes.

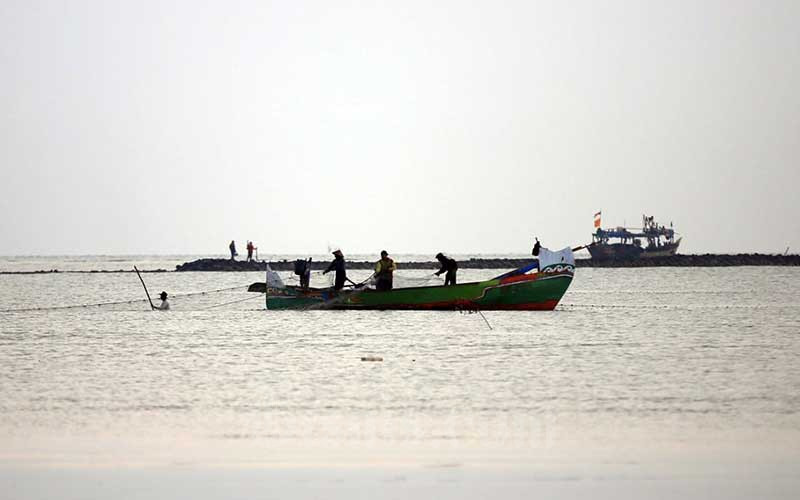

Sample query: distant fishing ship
[589,212,681,261]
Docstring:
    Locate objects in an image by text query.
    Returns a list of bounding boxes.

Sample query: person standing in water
[322,249,347,291]
[229,240,237,260]
[374,250,397,291]
[153,291,170,311]
[434,253,458,286]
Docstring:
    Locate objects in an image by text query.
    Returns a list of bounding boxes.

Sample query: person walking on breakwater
[153,291,170,311]
[323,249,347,291]
[434,253,458,286]
[229,240,238,260]
[374,250,397,291]
[246,241,256,262]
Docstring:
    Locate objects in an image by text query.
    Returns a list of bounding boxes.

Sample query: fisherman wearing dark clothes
[434,253,458,286]
[532,237,541,270]
[374,250,397,291]
[229,240,238,260]
[322,249,347,291]
[295,257,312,289]
[532,237,541,257]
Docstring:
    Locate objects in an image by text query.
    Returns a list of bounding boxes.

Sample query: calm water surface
[1,259,799,497]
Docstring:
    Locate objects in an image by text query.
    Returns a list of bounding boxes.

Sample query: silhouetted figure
[323,249,347,291]
[246,241,255,262]
[229,240,238,260]
[434,253,458,286]
[295,257,312,289]
[374,250,397,291]
[532,237,541,257]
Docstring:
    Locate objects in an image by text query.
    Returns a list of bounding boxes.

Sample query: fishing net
[0,283,264,314]
[384,272,443,289]
[272,269,443,290]
[1,267,445,314]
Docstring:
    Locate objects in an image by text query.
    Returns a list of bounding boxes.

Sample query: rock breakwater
[174,254,800,272]
[581,253,800,267]
[174,259,269,272]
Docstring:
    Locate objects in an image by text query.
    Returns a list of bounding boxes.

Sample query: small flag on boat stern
[593,211,602,228]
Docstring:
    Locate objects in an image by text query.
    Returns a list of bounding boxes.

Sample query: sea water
[1,257,799,499]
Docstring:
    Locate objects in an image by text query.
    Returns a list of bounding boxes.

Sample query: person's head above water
[159,291,168,301]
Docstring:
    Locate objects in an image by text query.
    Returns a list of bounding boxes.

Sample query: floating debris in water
[360,356,383,362]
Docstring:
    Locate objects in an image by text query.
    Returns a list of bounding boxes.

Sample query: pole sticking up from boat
[133,266,155,310]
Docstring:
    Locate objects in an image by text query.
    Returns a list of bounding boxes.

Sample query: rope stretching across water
[198,294,263,310]
[0,284,251,313]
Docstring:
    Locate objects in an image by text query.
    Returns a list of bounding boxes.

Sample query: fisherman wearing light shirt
[154,291,170,311]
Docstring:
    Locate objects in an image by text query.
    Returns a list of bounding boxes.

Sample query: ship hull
[588,243,643,261]
[589,238,681,261]
[640,238,682,258]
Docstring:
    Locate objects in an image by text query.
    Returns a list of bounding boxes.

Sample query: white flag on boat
[266,264,285,288]
[538,247,575,273]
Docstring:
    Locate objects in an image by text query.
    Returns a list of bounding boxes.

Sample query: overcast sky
[1,0,798,256]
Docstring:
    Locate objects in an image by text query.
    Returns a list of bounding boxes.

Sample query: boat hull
[588,243,643,261]
[266,270,573,311]
[589,238,681,261]
[640,238,682,258]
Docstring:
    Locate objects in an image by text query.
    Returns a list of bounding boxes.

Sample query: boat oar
[571,242,597,252]
[134,266,155,310]
[347,273,375,289]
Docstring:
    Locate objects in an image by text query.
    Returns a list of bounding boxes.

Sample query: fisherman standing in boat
[323,249,348,291]
[153,291,170,311]
[434,253,458,286]
[374,250,397,291]
[295,257,312,289]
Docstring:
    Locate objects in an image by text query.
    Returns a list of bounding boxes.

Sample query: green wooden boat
[265,260,574,311]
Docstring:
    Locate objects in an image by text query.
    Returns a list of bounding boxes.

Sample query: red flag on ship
[593,211,602,228]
